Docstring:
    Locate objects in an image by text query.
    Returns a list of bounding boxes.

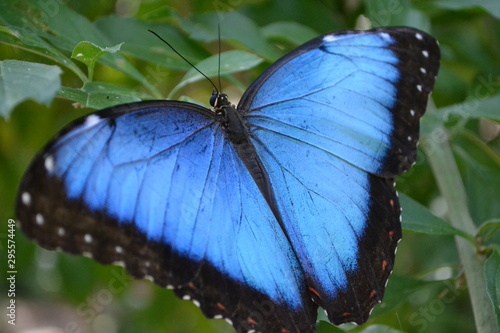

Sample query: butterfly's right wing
[239,27,439,324]
[16,101,316,333]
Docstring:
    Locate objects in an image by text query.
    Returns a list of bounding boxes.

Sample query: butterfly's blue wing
[16,101,317,333]
[239,27,440,324]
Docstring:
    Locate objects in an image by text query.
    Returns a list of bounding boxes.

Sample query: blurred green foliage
[1,0,499,333]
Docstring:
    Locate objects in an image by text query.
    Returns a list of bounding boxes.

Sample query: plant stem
[424,127,497,333]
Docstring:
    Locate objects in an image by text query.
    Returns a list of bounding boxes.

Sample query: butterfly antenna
[217,24,222,92]
[148,29,219,93]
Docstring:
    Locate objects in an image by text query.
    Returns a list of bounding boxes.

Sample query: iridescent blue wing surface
[239,27,439,324]
[16,101,317,333]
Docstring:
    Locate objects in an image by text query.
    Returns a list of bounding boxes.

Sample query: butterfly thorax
[213,93,279,216]
[213,93,248,145]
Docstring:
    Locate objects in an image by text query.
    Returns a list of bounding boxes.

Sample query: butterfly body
[17,27,439,333]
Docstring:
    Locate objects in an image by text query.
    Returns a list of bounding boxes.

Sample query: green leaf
[262,21,319,45]
[0,11,86,82]
[452,131,500,224]
[373,274,441,317]
[177,11,282,61]
[434,0,500,19]
[484,250,500,329]
[58,82,142,110]
[95,15,210,71]
[0,60,62,117]
[72,41,123,81]
[477,219,500,244]
[358,325,404,333]
[364,0,431,31]
[316,321,346,333]
[0,1,159,96]
[399,193,472,240]
[169,50,263,98]
[439,95,500,122]
[72,41,123,67]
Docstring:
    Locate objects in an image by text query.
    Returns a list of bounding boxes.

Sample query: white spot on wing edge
[420,67,427,74]
[35,214,44,225]
[410,109,416,116]
[22,192,31,206]
[379,32,391,41]
[115,245,123,253]
[422,50,429,58]
[415,33,423,40]
[57,227,65,236]
[417,84,423,92]
[44,155,55,172]
[83,114,102,128]
[84,234,92,243]
[323,34,341,42]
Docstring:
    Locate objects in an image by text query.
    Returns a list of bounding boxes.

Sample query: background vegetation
[1,0,499,332]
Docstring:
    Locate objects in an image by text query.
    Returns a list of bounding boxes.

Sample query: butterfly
[16,26,439,333]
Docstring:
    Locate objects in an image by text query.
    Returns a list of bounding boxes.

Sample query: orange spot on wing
[247,317,257,325]
[216,302,226,311]
[388,230,395,239]
[370,290,377,299]
[309,287,321,300]
[382,260,388,271]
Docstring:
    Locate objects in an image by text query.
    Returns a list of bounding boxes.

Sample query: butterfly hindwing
[239,27,439,324]
[16,101,317,333]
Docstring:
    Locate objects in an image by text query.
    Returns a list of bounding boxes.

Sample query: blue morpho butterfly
[17,26,439,332]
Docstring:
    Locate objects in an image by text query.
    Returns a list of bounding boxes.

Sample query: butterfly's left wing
[239,27,440,324]
[16,101,317,333]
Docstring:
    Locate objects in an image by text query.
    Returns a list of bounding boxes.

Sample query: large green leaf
[0,60,61,117]
[372,274,442,317]
[316,321,346,333]
[262,21,319,45]
[400,193,472,240]
[0,12,85,81]
[439,95,500,122]
[58,82,144,110]
[452,131,500,224]
[177,11,282,61]
[95,15,210,72]
[364,0,431,31]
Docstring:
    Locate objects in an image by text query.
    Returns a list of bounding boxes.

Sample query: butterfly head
[210,90,231,110]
